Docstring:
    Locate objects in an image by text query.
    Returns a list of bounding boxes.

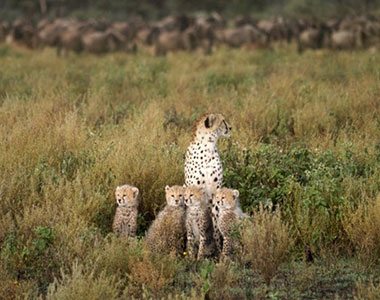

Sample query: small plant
[241,204,293,285]
[33,226,55,254]
[198,260,214,295]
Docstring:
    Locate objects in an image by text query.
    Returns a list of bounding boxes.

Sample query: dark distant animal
[223,25,267,48]
[297,26,328,53]
[82,30,125,54]
[0,21,10,43]
[8,18,38,48]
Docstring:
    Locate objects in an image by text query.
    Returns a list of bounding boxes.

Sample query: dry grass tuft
[91,236,140,278]
[354,280,380,300]
[208,261,247,300]
[343,195,380,266]
[46,262,120,300]
[241,205,294,285]
[126,245,183,298]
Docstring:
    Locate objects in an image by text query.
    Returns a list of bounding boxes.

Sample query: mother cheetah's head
[194,113,232,139]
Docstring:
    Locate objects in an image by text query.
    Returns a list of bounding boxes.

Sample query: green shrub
[1,226,58,291]
[223,142,377,248]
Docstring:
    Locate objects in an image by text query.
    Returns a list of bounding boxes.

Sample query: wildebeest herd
[1,13,380,55]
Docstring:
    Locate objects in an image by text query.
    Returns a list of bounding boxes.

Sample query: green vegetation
[0,45,380,298]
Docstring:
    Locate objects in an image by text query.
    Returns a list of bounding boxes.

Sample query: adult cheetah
[184,113,231,201]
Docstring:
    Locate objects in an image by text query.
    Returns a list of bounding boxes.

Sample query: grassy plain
[0,44,380,299]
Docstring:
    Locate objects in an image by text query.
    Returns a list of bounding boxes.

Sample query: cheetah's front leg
[212,221,223,256]
[197,234,207,260]
[129,213,137,237]
[221,232,235,261]
[186,222,197,259]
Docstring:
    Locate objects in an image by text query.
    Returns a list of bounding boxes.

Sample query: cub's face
[196,113,231,138]
[165,185,185,207]
[184,186,205,208]
[115,185,139,207]
[213,188,239,210]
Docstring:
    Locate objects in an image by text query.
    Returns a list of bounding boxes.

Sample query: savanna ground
[0,44,380,299]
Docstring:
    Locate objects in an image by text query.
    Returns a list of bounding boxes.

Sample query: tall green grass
[0,45,380,297]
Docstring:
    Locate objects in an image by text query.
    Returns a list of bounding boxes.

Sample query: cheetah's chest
[114,208,135,231]
[188,210,201,240]
[184,142,223,190]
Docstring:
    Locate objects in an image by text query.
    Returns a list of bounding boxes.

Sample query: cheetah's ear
[165,185,170,192]
[232,189,239,200]
[132,187,139,198]
[204,114,216,128]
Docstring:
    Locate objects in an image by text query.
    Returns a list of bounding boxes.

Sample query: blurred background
[1,0,380,20]
[2,0,380,55]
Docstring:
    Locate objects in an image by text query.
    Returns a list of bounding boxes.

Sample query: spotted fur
[213,188,247,259]
[112,184,139,238]
[184,186,216,260]
[184,113,231,257]
[184,113,231,199]
[145,185,186,255]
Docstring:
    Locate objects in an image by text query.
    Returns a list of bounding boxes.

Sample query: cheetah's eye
[190,194,193,197]
[171,195,174,197]
[179,194,182,197]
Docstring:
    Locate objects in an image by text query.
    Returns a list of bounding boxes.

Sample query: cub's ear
[132,187,139,198]
[204,114,216,128]
[232,189,239,199]
[165,185,170,192]
[183,184,187,188]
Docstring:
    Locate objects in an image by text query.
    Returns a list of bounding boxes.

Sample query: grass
[0,44,380,298]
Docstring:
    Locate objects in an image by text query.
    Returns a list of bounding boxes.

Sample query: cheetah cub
[184,113,231,201]
[184,186,215,260]
[112,184,139,238]
[213,188,247,259]
[145,185,186,255]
